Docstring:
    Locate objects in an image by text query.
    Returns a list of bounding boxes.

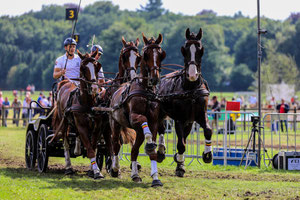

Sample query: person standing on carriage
[53,38,81,83]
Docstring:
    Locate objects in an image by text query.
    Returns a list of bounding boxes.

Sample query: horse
[94,37,141,172]
[52,50,106,179]
[109,33,166,187]
[157,28,212,177]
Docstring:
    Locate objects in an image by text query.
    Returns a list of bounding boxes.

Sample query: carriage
[24,98,108,173]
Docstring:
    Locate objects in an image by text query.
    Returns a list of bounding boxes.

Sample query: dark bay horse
[52,50,105,179]
[157,28,212,177]
[94,37,141,171]
[109,33,166,187]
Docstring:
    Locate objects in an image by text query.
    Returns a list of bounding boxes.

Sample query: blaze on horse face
[142,33,166,85]
[181,28,204,82]
[78,50,102,93]
[121,37,141,81]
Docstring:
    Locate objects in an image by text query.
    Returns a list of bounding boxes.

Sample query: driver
[53,38,81,84]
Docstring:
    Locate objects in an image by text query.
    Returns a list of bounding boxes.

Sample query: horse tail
[120,127,136,146]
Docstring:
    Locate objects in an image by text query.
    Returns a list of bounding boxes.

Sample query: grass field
[0,127,300,200]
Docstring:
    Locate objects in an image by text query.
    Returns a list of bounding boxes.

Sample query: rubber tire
[37,124,49,173]
[25,129,37,169]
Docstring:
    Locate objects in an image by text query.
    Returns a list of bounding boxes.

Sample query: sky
[0,0,299,20]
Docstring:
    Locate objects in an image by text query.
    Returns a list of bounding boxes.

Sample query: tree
[138,0,165,20]
[230,64,254,91]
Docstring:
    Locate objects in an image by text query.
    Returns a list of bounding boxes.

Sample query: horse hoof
[130,162,142,171]
[175,169,185,177]
[151,179,163,187]
[65,168,75,175]
[87,170,94,178]
[157,151,166,163]
[202,151,212,163]
[145,143,157,155]
[94,172,104,179]
[110,169,119,178]
[132,176,142,183]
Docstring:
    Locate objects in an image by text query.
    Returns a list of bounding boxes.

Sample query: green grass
[1,127,300,199]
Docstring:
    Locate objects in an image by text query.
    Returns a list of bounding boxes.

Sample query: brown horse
[157,28,212,177]
[94,37,141,172]
[52,50,105,179]
[109,33,166,187]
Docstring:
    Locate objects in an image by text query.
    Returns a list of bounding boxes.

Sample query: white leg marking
[204,139,212,153]
[158,134,165,152]
[151,160,159,180]
[74,136,81,155]
[131,161,139,178]
[63,138,72,169]
[112,155,120,171]
[177,153,185,163]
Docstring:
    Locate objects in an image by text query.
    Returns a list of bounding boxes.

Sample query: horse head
[119,37,141,82]
[141,33,166,86]
[77,50,102,94]
[181,28,204,82]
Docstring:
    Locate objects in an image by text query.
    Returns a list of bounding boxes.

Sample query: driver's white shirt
[54,54,81,80]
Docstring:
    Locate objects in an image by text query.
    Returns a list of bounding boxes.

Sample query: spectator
[12,90,18,97]
[0,91,3,119]
[2,97,10,127]
[249,95,257,108]
[211,96,221,130]
[35,92,45,116]
[47,92,53,107]
[22,94,32,127]
[42,96,49,107]
[220,97,226,109]
[12,96,22,127]
[276,99,290,132]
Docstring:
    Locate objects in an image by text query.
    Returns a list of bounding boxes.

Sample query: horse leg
[110,120,122,177]
[130,131,144,183]
[74,115,102,179]
[130,113,156,154]
[102,124,113,174]
[63,135,74,175]
[174,121,193,177]
[157,119,166,163]
[197,111,213,163]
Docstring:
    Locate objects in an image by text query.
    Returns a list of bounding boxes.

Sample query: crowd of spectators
[0,89,52,127]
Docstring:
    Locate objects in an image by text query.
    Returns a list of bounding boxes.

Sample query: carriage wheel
[37,124,49,173]
[25,130,37,169]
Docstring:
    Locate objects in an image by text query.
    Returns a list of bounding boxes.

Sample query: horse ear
[181,46,186,57]
[196,28,203,40]
[91,49,98,58]
[156,33,163,44]
[77,49,85,60]
[142,32,148,45]
[135,38,140,47]
[185,28,191,40]
[160,50,166,61]
[122,36,126,47]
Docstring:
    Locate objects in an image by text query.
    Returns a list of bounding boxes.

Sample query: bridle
[120,45,139,82]
[141,43,162,86]
[183,39,203,79]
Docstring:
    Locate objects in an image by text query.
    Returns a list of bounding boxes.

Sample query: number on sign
[66,8,77,20]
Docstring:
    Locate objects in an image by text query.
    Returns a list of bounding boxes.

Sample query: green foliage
[0,0,299,91]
